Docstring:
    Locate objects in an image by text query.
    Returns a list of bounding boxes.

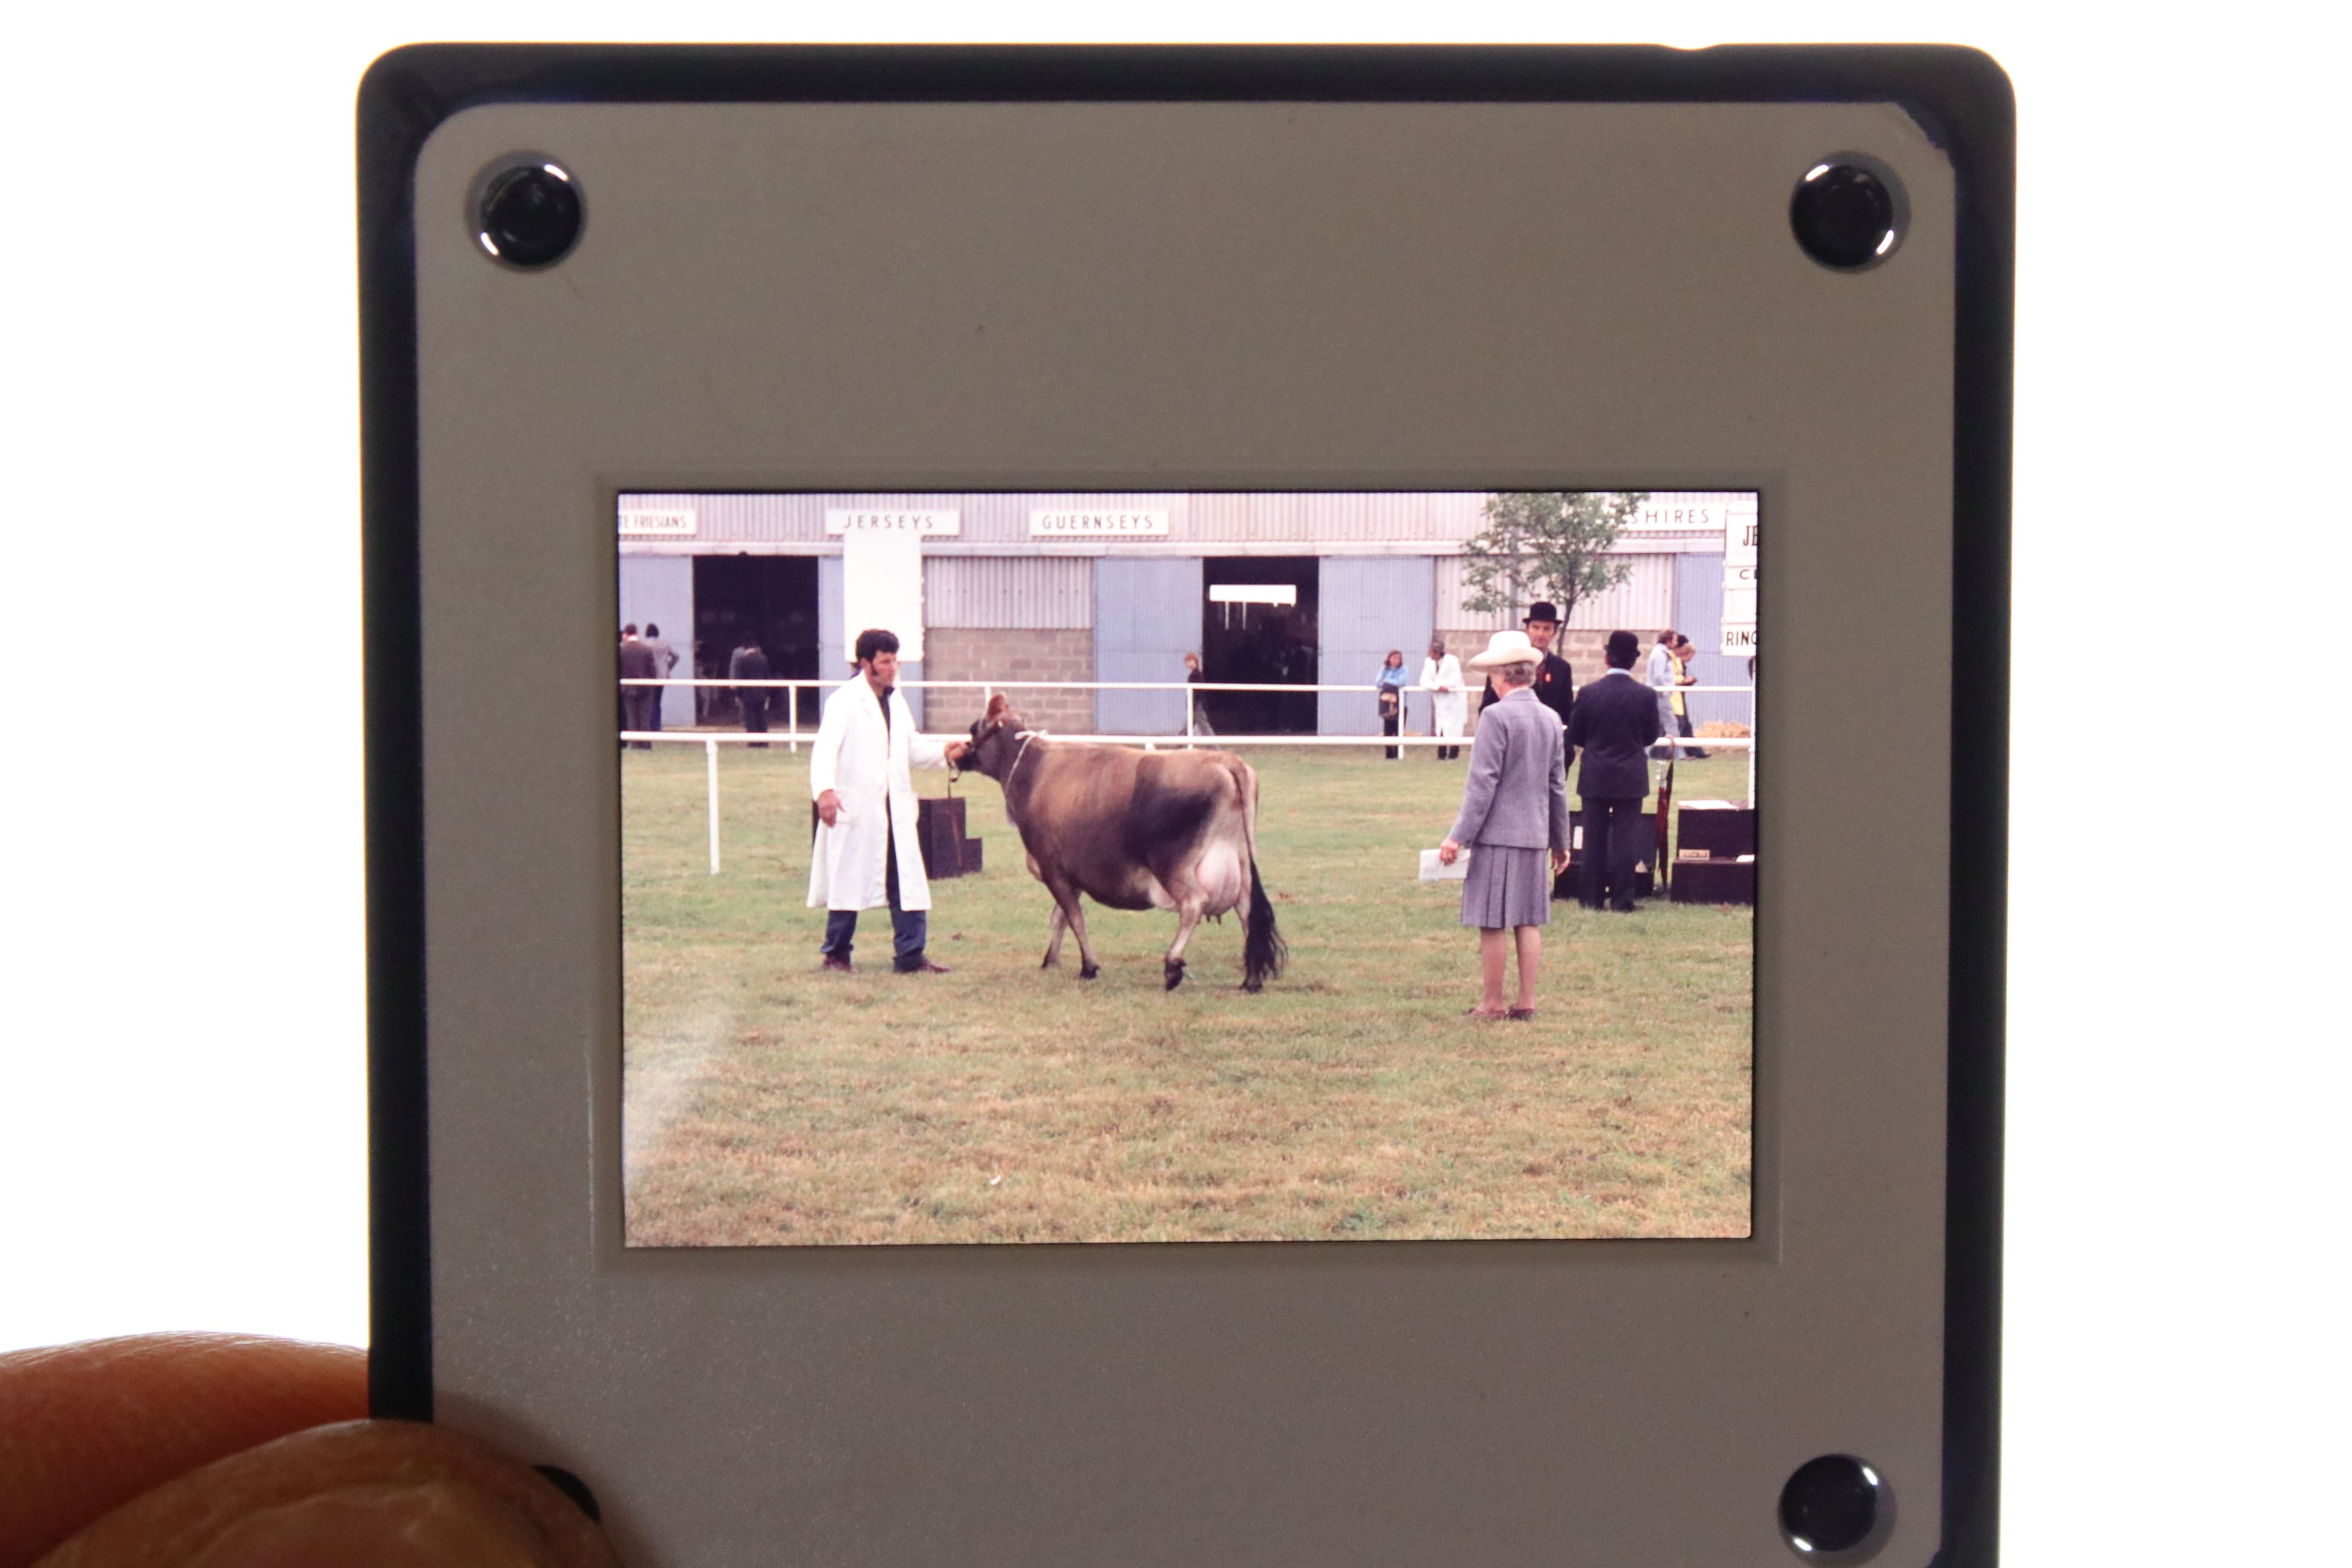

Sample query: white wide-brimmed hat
[1468,629,1543,669]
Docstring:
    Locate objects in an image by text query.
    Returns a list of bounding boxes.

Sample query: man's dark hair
[854,628,900,663]
[1606,630,1641,669]
[1656,628,1675,643]
[621,623,638,636]
[645,622,661,638]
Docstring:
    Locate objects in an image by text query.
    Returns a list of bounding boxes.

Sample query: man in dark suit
[1478,601,1576,730]
[618,625,662,749]
[729,638,773,747]
[1564,629,1664,912]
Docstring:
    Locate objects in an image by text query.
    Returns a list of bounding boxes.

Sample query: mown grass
[623,741,1752,1244]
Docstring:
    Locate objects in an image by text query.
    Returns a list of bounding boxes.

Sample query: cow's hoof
[1164,961,1186,991]
[1079,963,1100,981]
[1240,978,1263,994]
[1041,954,1059,970]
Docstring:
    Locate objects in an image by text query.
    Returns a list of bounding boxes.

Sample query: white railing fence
[621,678,1755,874]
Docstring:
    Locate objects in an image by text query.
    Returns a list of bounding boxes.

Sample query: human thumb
[34,1421,618,1568]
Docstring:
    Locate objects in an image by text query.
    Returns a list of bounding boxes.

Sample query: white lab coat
[806,679,948,913]
[1419,653,1467,736]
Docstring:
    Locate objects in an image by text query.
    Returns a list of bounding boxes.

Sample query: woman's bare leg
[1474,927,1510,1014]
[1513,925,1542,1011]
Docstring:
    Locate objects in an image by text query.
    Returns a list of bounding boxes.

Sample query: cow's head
[961,692,1028,781]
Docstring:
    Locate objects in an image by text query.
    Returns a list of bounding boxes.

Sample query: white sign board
[619,508,696,537]
[840,526,925,664]
[1632,498,1732,533]
[1721,503,1759,657]
[825,509,961,537]
[1030,508,1170,538]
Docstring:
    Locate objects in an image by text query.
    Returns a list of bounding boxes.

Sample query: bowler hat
[1523,602,1562,626]
[1469,630,1543,670]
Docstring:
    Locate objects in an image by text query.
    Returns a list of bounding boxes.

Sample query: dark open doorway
[693,556,820,721]
[1200,556,1319,734]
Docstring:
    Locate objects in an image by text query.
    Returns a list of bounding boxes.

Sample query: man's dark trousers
[740,690,768,747]
[1579,796,1647,912]
[820,828,928,970]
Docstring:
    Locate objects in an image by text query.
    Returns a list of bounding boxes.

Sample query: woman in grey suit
[1437,631,1572,1020]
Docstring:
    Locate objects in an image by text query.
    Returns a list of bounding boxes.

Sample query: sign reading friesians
[619,509,696,537]
[825,509,962,536]
[1030,509,1170,538]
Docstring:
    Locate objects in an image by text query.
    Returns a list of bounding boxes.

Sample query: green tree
[1458,491,1649,628]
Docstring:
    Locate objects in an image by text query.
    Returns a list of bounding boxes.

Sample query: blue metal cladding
[618,556,694,727]
[1671,553,1755,731]
[1317,556,1436,735]
[1094,557,1203,734]
[805,554,915,724]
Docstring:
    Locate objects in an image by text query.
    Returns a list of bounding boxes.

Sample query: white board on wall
[839,525,925,663]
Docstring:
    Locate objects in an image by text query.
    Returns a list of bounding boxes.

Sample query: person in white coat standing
[1419,637,1467,760]
[809,628,968,973]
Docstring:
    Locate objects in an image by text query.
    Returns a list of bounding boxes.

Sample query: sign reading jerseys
[619,508,695,537]
[1721,504,1759,656]
[825,509,961,537]
[1030,509,1170,538]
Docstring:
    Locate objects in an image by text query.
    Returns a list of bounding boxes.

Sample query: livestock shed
[617,491,1757,737]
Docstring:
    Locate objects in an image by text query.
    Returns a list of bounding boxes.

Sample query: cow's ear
[985,693,1011,720]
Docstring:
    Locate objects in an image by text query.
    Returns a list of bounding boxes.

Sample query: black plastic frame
[359,43,2009,1566]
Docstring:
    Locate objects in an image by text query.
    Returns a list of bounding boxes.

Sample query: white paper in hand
[1419,847,1470,882]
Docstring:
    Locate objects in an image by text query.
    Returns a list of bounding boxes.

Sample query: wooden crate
[1675,799,1756,860]
[1552,809,1657,900]
[806,796,984,878]
[1670,857,1755,905]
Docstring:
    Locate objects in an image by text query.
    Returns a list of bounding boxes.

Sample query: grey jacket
[1448,687,1571,850]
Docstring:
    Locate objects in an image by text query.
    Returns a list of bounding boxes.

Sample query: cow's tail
[1229,756,1286,991]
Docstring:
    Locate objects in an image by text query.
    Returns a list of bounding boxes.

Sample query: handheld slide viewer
[361,44,2012,1566]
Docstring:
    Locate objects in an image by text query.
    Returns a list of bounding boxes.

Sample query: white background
[1,5,2344,1563]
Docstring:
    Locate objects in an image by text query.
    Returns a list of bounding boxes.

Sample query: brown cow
[958,695,1285,991]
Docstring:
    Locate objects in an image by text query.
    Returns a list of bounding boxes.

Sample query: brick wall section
[923,628,1096,734]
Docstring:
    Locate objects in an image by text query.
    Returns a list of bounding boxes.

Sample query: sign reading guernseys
[1030,509,1170,538]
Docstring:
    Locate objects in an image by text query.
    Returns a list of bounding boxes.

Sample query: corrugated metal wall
[1671,553,1755,731]
[818,555,844,672]
[1317,557,1436,736]
[925,556,1092,628]
[1435,553,1677,632]
[618,556,694,727]
[1093,557,1201,733]
[618,490,1752,552]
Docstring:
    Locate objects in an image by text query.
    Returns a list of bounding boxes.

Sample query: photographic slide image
[619,491,1758,1244]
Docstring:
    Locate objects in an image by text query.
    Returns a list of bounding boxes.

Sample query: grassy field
[623,740,1752,1245]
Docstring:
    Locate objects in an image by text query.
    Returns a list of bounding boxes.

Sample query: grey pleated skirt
[1459,844,1553,929]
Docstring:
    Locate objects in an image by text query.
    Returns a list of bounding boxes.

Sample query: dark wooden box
[1552,809,1657,900]
[1670,857,1756,905]
[916,796,984,879]
[1675,800,1757,860]
[806,796,984,878]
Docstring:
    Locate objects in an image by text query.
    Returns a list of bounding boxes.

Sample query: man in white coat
[1418,636,1467,760]
[809,628,968,973]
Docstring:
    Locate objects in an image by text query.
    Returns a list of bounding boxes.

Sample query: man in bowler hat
[1478,601,1576,730]
[1564,630,1665,912]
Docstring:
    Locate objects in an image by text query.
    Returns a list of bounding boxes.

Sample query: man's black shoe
[896,958,952,974]
[820,953,852,972]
